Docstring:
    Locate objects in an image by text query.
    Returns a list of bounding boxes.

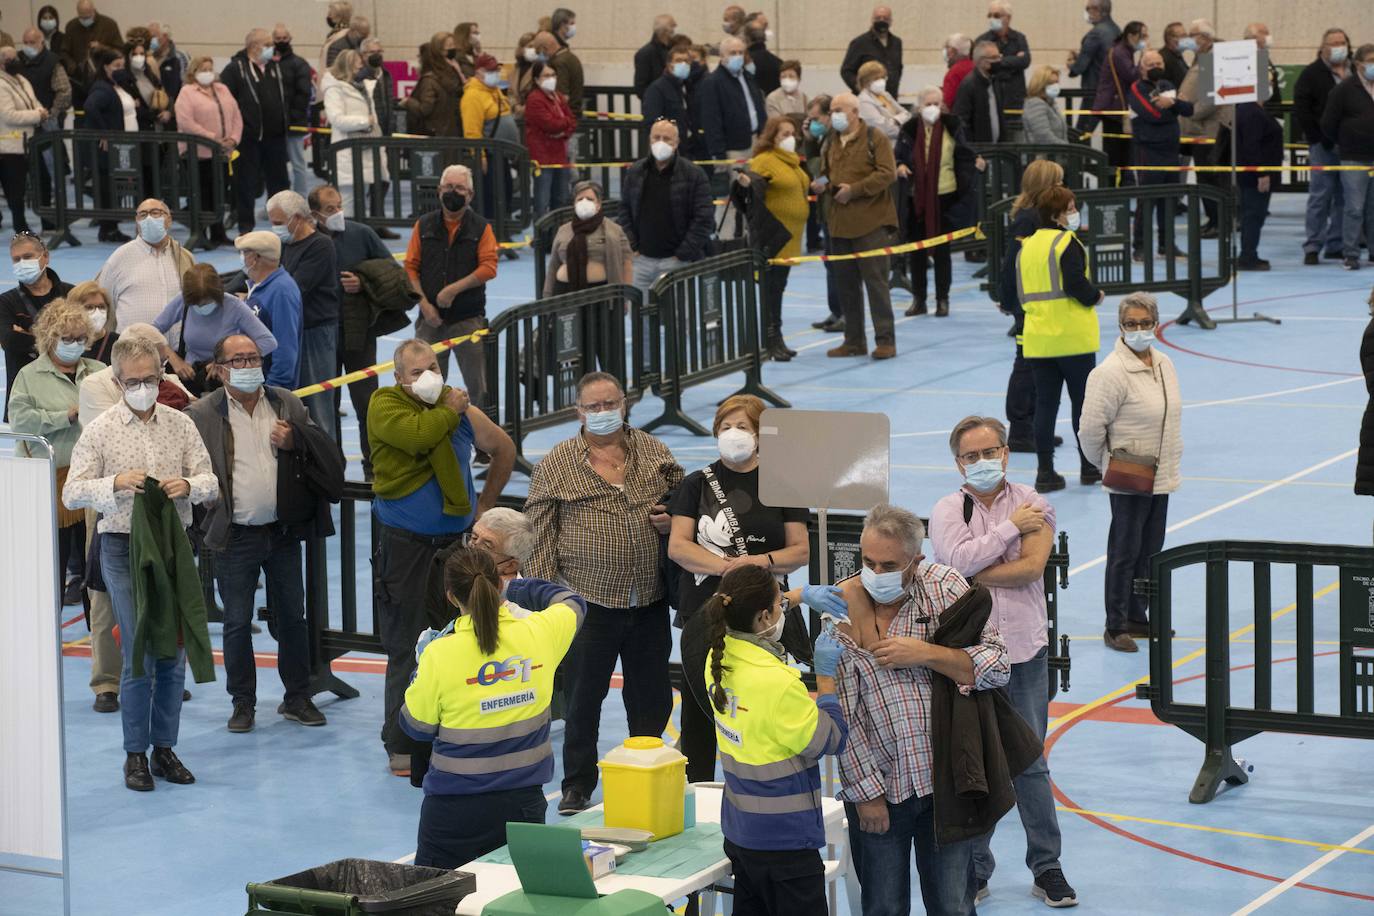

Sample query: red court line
[1047,700,1164,726]
[1047,651,1374,902]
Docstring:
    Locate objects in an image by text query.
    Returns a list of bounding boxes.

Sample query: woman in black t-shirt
[668,394,809,781]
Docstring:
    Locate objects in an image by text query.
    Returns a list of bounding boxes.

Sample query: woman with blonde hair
[1022,65,1067,144]
[8,298,107,598]
[322,48,389,215]
[854,59,910,142]
[67,280,119,365]
[742,115,810,359]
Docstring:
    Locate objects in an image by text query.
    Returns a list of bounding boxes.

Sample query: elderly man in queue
[1067,0,1120,138]
[424,506,536,629]
[842,6,903,97]
[813,92,898,361]
[617,118,714,295]
[830,503,1011,916]
[235,231,303,391]
[367,338,515,776]
[1179,20,1228,237]
[403,164,497,405]
[188,334,339,735]
[63,336,219,792]
[1128,49,1193,260]
[525,371,684,815]
[928,417,1076,908]
[94,198,195,332]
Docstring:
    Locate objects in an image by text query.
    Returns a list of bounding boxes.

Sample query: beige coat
[1078,336,1184,495]
[542,219,633,298]
[1178,61,1232,140]
[0,72,43,155]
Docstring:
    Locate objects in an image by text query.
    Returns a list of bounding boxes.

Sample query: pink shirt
[927,479,1054,665]
[173,82,244,158]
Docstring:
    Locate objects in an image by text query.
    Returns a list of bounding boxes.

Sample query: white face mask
[758,608,785,642]
[86,308,108,334]
[564,24,576,39]
[920,104,940,125]
[777,135,797,153]
[1046,83,1061,99]
[123,382,158,412]
[651,140,675,162]
[1066,210,1082,231]
[1083,9,1093,23]
[408,369,443,405]
[482,70,501,87]
[717,428,756,464]
[779,76,799,94]
[988,17,1003,31]
[130,55,146,70]
[323,210,346,232]
[764,28,775,44]
[540,76,557,93]
[195,70,214,86]
[869,78,887,95]
[573,197,599,220]
[524,46,538,62]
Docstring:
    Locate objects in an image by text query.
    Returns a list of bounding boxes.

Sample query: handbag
[150,87,170,111]
[1102,374,1168,494]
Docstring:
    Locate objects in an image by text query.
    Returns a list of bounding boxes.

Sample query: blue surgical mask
[724,54,744,74]
[271,223,293,243]
[1329,46,1347,64]
[830,111,849,133]
[55,340,86,363]
[1364,63,1374,82]
[672,61,690,80]
[21,46,39,60]
[259,44,275,64]
[808,119,826,139]
[149,37,160,52]
[1123,329,1155,352]
[964,458,1005,493]
[583,409,623,436]
[860,559,914,605]
[1178,37,1198,52]
[228,366,264,392]
[79,16,95,28]
[138,216,166,244]
[1135,40,1147,51]
[191,301,217,316]
[744,61,756,75]
[13,258,43,285]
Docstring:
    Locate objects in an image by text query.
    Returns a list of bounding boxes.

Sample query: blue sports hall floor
[3,193,1373,915]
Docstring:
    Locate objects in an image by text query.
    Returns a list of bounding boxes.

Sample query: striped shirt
[835,563,1010,805]
[524,427,683,608]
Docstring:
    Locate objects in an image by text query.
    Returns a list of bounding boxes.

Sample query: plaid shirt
[525,426,683,608]
[835,563,1010,805]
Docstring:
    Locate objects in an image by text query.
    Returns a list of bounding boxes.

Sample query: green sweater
[366,385,473,517]
[7,353,104,466]
[129,479,216,683]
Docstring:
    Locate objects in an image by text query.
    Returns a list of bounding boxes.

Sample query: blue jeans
[297,323,338,437]
[1339,161,1374,260]
[971,648,1061,883]
[845,793,977,916]
[101,534,186,754]
[532,167,570,220]
[287,134,312,197]
[1304,144,1344,255]
[214,524,309,707]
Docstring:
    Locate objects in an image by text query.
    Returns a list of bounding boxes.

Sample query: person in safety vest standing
[1015,185,1104,496]
[705,564,848,914]
[401,546,587,868]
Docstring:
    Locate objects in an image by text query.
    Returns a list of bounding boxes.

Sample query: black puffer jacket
[617,154,715,263]
[1356,317,1374,496]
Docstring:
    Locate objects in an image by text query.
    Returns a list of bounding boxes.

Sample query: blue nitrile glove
[801,584,849,621]
[812,628,844,677]
[414,620,455,662]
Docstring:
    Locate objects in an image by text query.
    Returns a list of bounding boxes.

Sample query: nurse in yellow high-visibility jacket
[1015,184,1106,494]
[401,545,587,869]
[705,565,848,915]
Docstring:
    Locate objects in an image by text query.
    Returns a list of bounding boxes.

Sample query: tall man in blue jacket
[1067,0,1120,137]
[235,231,302,390]
[617,119,714,295]
[270,190,340,438]
[1127,50,1193,260]
[697,35,766,209]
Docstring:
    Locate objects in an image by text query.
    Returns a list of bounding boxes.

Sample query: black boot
[765,330,792,362]
[905,299,927,317]
[935,299,950,317]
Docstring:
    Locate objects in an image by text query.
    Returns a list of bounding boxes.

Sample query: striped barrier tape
[768,225,984,266]
[292,328,491,398]
[530,156,750,175]
[1119,164,1374,174]
[581,110,643,121]
[1006,108,1130,116]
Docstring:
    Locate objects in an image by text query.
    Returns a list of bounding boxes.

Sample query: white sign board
[1212,39,1259,105]
[757,409,889,511]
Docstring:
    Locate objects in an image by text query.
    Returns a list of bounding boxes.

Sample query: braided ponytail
[704,565,781,714]
[705,594,731,713]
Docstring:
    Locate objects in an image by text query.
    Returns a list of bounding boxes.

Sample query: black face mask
[275,41,292,56]
[112,68,133,86]
[3,60,21,76]
[873,20,891,33]
[325,16,334,29]
[445,48,458,60]
[1147,67,1165,82]
[366,52,383,68]
[441,190,466,212]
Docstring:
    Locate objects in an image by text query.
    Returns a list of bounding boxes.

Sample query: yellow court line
[664,690,682,741]
[1056,805,1374,857]
[1048,581,1340,731]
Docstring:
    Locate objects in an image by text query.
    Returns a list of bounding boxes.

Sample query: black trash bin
[245,858,475,916]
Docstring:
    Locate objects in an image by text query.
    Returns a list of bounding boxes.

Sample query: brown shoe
[872,344,897,360]
[1103,630,1139,653]
[826,344,868,358]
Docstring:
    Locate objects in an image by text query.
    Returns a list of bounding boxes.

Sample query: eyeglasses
[579,398,624,413]
[135,207,169,220]
[1121,319,1157,331]
[59,334,86,345]
[217,354,263,369]
[958,446,1006,464]
[120,375,161,390]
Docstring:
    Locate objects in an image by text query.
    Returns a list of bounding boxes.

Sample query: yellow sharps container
[598,737,687,840]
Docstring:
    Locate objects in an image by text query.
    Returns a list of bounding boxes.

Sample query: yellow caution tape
[292,329,491,398]
[770,225,984,266]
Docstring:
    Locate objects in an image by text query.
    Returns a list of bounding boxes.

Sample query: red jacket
[943,59,975,110]
[524,87,578,167]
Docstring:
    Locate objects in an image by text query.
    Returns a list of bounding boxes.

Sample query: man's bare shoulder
[837,576,876,650]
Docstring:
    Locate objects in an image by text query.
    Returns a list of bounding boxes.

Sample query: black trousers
[1104,493,1169,633]
[1027,353,1095,473]
[336,334,379,468]
[678,609,718,783]
[907,194,957,303]
[762,264,791,336]
[0,154,31,231]
[58,520,86,588]
[1132,148,1179,250]
[1005,343,1036,444]
[1239,184,1271,261]
[415,786,547,869]
[723,840,827,916]
[234,134,290,232]
[1101,115,1132,186]
[195,158,229,232]
[561,600,673,796]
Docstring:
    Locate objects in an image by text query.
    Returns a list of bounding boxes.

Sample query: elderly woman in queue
[8,299,107,598]
[894,86,981,318]
[0,232,73,418]
[855,59,910,143]
[1021,65,1068,144]
[150,263,277,395]
[740,115,809,361]
[541,180,632,370]
[669,394,846,782]
[1015,185,1105,495]
[1078,292,1183,653]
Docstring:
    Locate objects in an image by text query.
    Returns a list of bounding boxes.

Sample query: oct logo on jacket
[468,655,543,714]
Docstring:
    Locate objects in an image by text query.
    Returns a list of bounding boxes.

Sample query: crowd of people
[2,4,1374,916]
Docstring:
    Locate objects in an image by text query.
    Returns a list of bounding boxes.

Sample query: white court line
[1231,822,1374,915]
[1067,448,1358,577]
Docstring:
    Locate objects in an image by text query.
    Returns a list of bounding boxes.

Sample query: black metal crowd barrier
[26,129,232,250]
[325,136,532,243]
[531,199,624,296]
[640,250,790,436]
[1136,540,1374,804]
[983,182,1234,329]
[479,283,649,476]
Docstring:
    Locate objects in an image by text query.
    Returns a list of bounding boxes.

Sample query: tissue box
[581,841,617,879]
